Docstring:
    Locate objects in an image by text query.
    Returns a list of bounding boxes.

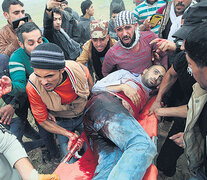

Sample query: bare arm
[40,119,74,138]
[107,84,141,107]
[46,0,61,17]
[40,119,80,151]
[149,65,178,114]
[155,105,187,119]
[14,157,34,180]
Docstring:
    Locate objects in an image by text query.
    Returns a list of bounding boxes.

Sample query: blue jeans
[84,92,157,180]
[5,117,44,152]
[56,115,84,159]
[189,167,207,180]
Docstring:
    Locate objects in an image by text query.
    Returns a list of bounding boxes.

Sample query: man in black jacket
[44,0,79,43]
[77,0,94,46]
[44,5,80,60]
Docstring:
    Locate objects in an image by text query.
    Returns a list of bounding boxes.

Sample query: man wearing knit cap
[76,20,116,81]
[102,11,168,81]
[26,43,92,159]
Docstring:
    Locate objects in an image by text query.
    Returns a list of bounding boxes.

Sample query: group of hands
[0,75,84,161]
[0,35,181,157]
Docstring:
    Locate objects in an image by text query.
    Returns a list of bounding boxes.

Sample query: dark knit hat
[31,43,65,70]
[114,11,137,29]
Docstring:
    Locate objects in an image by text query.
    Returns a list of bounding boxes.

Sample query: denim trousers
[5,117,44,152]
[84,92,157,180]
[56,115,84,158]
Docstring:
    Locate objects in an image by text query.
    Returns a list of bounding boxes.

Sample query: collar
[192,82,207,99]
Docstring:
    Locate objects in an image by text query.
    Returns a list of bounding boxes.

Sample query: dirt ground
[25,112,191,179]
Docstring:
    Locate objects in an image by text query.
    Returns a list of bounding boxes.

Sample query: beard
[118,26,140,50]
[23,44,31,56]
[120,33,136,48]
[174,2,187,15]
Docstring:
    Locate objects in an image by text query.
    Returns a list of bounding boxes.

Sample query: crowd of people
[0,0,206,179]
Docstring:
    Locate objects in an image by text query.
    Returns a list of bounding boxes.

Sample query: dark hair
[62,0,68,5]
[81,0,92,15]
[64,7,72,14]
[111,3,123,14]
[52,7,62,17]
[25,13,32,21]
[185,22,207,68]
[148,64,167,72]
[17,22,41,43]
[2,0,24,12]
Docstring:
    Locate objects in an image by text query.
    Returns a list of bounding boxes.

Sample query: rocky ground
[25,112,191,179]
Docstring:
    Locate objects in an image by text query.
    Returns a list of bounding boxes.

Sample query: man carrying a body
[84,64,166,179]
[102,11,168,77]
[26,43,92,158]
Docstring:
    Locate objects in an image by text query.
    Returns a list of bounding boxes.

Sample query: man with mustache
[25,43,92,160]
[83,64,166,179]
[157,0,195,41]
[102,11,168,77]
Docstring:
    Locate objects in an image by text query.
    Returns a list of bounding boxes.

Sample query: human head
[173,0,192,16]
[90,20,109,52]
[114,11,140,49]
[2,0,25,24]
[141,65,166,89]
[81,0,94,16]
[52,8,62,31]
[60,0,68,10]
[173,1,207,40]
[146,0,158,5]
[17,22,43,55]
[31,43,66,91]
[184,22,207,90]
[111,3,123,19]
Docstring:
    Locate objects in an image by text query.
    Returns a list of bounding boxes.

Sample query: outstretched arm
[154,105,187,121]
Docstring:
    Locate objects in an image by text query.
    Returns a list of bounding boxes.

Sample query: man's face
[174,0,192,16]
[115,24,137,47]
[34,68,65,91]
[111,13,118,20]
[87,4,94,16]
[53,13,62,31]
[60,3,67,10]
[186,53,207,90]
[19,29,43,55]
[141,65,166,89]
[91,35,109,52]
[3,4,25,24]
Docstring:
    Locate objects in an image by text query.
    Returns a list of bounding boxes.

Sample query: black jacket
[43,10,80,60]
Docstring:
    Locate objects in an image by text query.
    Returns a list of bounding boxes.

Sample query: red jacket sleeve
[26,82,48,123]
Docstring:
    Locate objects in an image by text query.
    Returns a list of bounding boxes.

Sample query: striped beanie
[31,43,65,70]
[114,11,137,29]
